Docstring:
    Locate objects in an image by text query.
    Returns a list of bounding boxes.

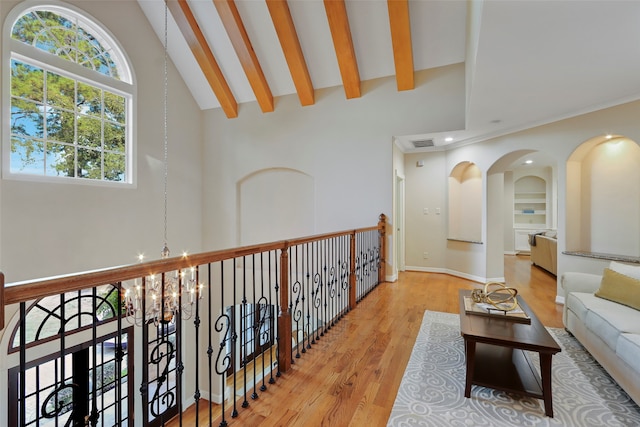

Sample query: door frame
[395,171,406,274]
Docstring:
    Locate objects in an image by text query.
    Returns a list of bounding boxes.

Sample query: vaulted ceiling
[138,0,640,150]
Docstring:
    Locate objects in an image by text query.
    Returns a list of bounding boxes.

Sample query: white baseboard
[386,273,398,282]
[504,251,518,256]
[199,390,224,405]
[181,395,195,411]
[405,265,446,274]
[405,266,490,284]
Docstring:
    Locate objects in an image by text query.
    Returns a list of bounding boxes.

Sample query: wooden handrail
[1,215,389,426]
[0,272,4,330]
[278,242,292,371]
[378,213,387,284]
[349,230,357,310]
[0,220,387,326]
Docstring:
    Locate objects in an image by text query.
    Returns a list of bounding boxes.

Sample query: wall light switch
[435,208,441,215]
[424,208,429,215]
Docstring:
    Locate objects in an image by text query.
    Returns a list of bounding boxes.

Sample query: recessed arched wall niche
[238,168,315,246]
[448,161,482,243]
[566,135,640,258]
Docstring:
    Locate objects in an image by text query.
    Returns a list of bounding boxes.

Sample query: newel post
[0,272,4,331]
[349,230,357,310]
[277,243,292,372]
[378,214,387,284]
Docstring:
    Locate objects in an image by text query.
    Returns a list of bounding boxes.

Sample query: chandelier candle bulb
[135,285,141,309]
[124,289,131,309]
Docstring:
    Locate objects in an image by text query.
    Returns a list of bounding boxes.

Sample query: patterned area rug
[387,310,640,426]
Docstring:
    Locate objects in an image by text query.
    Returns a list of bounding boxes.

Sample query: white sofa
[562,263,640,406]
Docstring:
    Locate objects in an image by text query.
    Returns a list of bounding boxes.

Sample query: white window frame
[2,1,136,187]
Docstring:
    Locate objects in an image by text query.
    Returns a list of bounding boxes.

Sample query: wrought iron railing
[0,214,387,426]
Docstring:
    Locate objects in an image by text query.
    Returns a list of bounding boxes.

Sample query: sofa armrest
[561,272,602,294]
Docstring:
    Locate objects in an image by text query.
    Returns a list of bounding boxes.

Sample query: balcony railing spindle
[2,215,387,426]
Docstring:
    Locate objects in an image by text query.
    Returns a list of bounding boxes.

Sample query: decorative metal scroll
[149,338,176,418]
[41,383,79,427]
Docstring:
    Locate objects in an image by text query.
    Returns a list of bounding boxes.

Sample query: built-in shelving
[514,189,547,228]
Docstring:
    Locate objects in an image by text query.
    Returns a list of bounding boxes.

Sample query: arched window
[6,286,134,426]
[3,3,134,184]
[8,284,121,351]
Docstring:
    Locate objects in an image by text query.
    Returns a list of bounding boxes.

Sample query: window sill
[447,238,483,245]
[562,251,640,264]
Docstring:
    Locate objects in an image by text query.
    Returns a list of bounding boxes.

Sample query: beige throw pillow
[595,268,640,311]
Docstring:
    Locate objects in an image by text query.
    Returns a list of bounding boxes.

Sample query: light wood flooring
[170,254,562,426]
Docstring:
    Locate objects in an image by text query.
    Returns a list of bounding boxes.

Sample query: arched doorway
[487,150,557,280]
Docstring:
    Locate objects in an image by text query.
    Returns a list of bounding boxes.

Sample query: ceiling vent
[411,139,435,148]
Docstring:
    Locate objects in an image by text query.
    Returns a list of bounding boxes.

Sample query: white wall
[404,99,640,296]
[503,171,515,253]
[201,64,466,252]
[0,0,203,283]
[486,172,504,280]
[239,168,315,245]
[0,1,203,425]
[404,151,447,270]
[391,141,406,279]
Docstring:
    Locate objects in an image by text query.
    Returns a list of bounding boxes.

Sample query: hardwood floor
[171,254,562,426]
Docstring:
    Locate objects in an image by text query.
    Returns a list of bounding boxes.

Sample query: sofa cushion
[565,291,595,321]
[617,333,640,374]
[585,303,640,350]
[609,261,640,280]
[595,268,640,311]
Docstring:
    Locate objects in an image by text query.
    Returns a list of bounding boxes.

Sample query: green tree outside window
[8,8,129,182]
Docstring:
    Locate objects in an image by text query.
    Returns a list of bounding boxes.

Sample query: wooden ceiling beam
[323,0,360,99]
[266,0,314,106]
[213,0,274,113]
[387,0,414,91]
[167,0,238,118]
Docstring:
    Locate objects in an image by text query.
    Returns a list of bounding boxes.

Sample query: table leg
[540,353,554,417]
[464,339,476,398]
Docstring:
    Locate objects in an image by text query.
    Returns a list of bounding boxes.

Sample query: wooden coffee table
[458,289,561,417]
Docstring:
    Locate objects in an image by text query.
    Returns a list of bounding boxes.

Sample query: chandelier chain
[163,2,169,248]
[123,3,204,327]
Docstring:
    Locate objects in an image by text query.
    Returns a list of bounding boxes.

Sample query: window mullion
[6,7,133,185]
[10,45,133,94]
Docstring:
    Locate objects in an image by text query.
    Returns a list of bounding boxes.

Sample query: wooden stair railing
[0,214,387,426]
[0,271,3,331]
[0,214,388,369]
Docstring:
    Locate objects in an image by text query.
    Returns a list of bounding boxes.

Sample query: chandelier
[122,3,203,326]
[123,258,203,327]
